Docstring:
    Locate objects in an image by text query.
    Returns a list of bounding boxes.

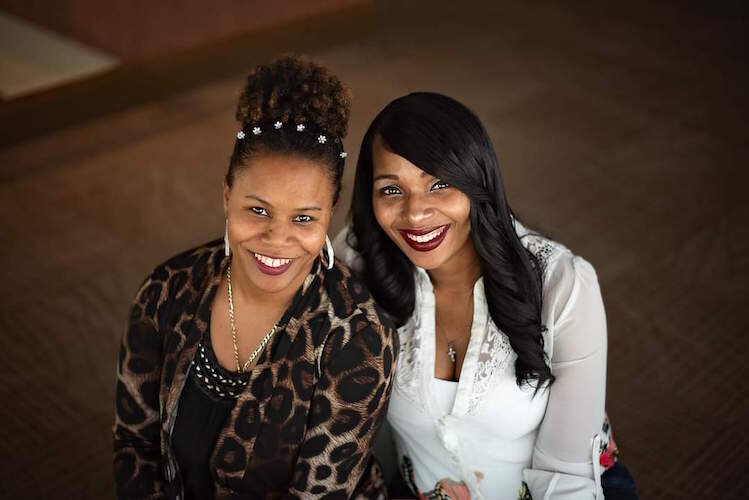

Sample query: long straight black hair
[349,92,553,389]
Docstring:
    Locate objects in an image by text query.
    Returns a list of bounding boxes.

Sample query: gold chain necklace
[227,265,278,373]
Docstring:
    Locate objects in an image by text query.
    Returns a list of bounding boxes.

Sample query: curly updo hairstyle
[349,92,554,390]
[228,55,352,205]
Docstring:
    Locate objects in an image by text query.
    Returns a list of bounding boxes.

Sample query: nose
[403,192,435,226]
[260,217,291,246]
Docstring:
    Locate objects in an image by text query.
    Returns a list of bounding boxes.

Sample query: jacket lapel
[211,259,325,487]
[161,247,226,440]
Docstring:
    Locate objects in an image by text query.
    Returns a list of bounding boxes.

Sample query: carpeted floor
[0,2,747,498]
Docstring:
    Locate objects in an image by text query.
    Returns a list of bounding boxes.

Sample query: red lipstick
[398,225,449,252]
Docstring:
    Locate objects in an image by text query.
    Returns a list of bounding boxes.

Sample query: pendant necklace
[447,344,457,363]
[435,323,459,364]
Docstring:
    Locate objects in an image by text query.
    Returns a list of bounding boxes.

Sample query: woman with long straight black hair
[335,92,635,499]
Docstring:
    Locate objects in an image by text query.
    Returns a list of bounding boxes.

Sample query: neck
[228,259,314,313]
[428,238,482,294]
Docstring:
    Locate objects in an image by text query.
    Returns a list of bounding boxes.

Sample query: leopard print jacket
[113,239,397,499]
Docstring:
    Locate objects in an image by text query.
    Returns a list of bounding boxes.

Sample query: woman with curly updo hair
[113,56,397,499]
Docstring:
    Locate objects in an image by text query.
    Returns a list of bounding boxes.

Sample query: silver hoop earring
[324,235,335,270]
[224,219,231,257]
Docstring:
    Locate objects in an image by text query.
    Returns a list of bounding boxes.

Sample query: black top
[172,323,251,499]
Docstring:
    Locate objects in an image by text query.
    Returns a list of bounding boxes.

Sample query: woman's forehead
[372,139,433,181]
[231,155,335,208]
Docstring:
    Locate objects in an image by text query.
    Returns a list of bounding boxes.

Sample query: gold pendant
[447,343,457,363]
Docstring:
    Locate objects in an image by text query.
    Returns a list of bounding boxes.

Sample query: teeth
[406,226,446,243]
[254,253,292,267]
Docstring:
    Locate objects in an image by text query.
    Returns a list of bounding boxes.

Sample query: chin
[394,241,450,270]
[405,252,449,270]
[250,274,298,294]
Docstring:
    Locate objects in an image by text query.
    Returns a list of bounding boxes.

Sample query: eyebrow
[373,171,432,182]
[373,174,399,182]
[245,194,271,205]
[244,194,322,211]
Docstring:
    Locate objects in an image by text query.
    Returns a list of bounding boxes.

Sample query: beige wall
[0,0,368,61]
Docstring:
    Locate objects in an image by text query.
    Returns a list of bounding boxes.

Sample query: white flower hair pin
[237,123,343,159]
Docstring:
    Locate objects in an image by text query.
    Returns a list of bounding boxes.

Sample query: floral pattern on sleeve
[518,415,620,499]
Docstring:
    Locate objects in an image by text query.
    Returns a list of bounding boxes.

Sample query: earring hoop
[224,219,231,257]
[324,235,335,270]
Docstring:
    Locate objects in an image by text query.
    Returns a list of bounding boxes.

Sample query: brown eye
[430,180,449,191]
[293,214,313,223]
[249,206,269,216]
[381,185,402,196]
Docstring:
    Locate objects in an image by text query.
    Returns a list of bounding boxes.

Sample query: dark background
[1,1,747,498]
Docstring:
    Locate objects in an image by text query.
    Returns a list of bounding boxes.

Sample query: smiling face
[224,154,335,296]
[371,136,476,272]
